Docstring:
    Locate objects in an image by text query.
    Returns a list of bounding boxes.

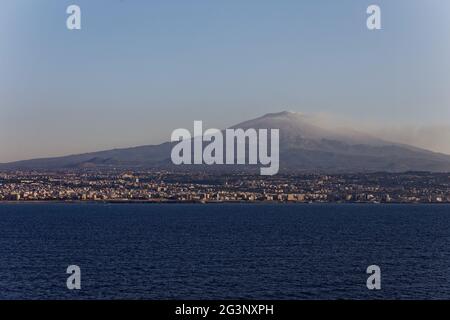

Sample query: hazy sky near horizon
[1,0,450,162]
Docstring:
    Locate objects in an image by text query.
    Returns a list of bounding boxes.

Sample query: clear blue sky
[1,0,449,162]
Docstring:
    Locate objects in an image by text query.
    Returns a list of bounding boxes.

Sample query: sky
[1,0,449,162]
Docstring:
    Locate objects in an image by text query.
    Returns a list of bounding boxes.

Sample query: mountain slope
[234,111,450,172]
[2,111,450,172]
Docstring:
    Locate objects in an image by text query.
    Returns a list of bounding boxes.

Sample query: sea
[0,203,449,300]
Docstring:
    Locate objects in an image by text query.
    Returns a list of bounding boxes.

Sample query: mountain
[2,111,450,173]
[233,111,450,172]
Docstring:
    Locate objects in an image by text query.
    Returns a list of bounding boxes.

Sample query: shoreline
[1,200,449,205]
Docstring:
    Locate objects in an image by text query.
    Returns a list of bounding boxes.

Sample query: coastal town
[1,170,449,204]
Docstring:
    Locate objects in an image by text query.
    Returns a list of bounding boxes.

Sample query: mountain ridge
[2,111,450,173]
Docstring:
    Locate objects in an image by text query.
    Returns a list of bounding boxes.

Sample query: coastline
[1,200,449,205]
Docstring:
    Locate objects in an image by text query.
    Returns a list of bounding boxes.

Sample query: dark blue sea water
[0,203,449,300]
